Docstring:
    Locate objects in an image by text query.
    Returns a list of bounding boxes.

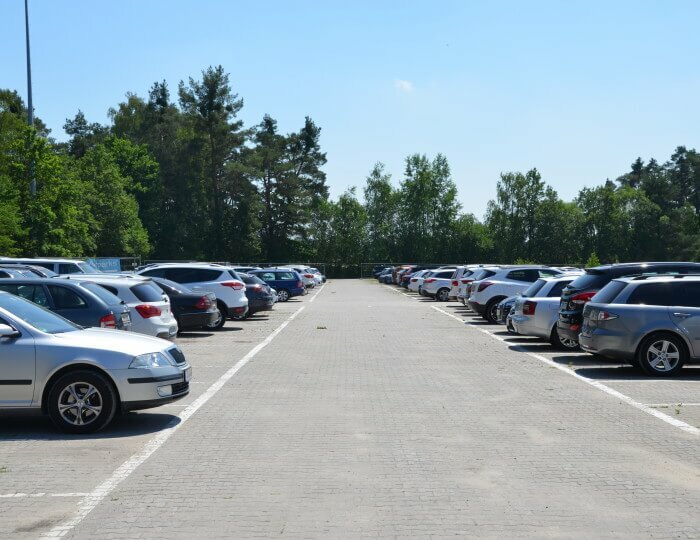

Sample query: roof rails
[629,273,700,280]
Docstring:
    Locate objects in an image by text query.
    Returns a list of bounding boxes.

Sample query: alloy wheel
[57,382,103,426]
[278,290,289,302]
[646,340,680,373]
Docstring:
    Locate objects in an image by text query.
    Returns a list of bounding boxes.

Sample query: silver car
[580,274,700,376]
[511,274,582,349]
[0,291,191,433]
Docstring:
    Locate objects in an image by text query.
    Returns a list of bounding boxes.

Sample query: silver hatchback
[0,291,191,433]
[579,275,700,376]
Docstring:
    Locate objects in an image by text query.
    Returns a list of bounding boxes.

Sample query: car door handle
[673,312,691,318]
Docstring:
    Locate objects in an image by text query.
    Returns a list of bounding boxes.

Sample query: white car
[308,267,325,285]
[64,276,178,339]
[288,266,317,288]
[510,273,583,349]
[135,263,248,330]
[459,267,499,306]
[407,269,430,292]
[468,266,563,323]
[421,267,457,301]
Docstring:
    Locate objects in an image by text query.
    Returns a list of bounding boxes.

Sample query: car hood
[48,327,170,356]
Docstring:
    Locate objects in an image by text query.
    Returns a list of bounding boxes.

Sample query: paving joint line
[429,305,700,436]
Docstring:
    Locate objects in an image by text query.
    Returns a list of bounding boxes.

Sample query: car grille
[168,347,187,364]
[171,381,189,395]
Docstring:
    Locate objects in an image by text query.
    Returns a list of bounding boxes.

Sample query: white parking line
[308,282,326,303]
[430,305,700,436]
[382,285,417,299]
[42,305,307,539]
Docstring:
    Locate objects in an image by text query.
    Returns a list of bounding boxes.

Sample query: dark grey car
[0,278,132,331]
[579,275,700,376]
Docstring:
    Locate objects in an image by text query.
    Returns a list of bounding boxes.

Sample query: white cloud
[394,79,414,93]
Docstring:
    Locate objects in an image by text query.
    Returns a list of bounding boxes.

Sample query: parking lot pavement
[4,280,700,538]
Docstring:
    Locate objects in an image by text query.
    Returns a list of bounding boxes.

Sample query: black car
[557,262,700,345]
[150,277,219,331]
[238,273,275,319]
[0,278,132,330]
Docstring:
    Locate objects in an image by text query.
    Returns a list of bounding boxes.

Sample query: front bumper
[111,364,191,410]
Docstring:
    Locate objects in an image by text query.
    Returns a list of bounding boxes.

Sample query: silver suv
[580,275,700,376]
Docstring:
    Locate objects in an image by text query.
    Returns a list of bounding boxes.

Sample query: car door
[668,282,700,357]
[0,315,36,406]
[47,284,92,327]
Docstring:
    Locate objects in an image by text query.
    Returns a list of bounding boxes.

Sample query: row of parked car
[0,257,325,434]
[376,261,700,377]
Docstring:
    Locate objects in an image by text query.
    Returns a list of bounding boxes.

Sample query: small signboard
[87,258,122,273]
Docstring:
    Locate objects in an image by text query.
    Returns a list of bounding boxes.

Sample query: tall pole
[25,0,35,196]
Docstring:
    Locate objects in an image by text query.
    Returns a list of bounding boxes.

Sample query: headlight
[129,352,175,369]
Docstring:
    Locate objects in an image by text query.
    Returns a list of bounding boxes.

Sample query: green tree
[363,162,397,261]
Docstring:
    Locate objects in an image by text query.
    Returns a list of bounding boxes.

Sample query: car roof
[142,262,229,270]
[0,277,91,286]
[616,274,700,284]
[0,257,86,263]
[59,276,149,286]
[587,262,700,272]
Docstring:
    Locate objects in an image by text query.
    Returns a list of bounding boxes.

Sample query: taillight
[135,304,162,318]
[304,273,313,278]
[595,310,618,321]
[523,301,537,315]
[461,279,473,284]
[99,313,117,328]
[477,281,493,292]
[452,280,458,287]
[221,280,245,290]
[251,284,263,291]
[195,296,212,310]
[411,278,417,282]
[425,278,436,284]
[571,291,596,305]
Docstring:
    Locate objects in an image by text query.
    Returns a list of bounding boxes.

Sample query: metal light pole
[25,0,36,196]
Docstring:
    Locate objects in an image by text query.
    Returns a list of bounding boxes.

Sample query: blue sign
[87,258,122,273]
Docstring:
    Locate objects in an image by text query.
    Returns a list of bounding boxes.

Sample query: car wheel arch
[634,329,691,363]
[41,363,121,414]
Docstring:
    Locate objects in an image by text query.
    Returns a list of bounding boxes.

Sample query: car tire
[550,325,579,350]
[484,298,502,324]
[47,370,117,434]
[204,302,227,330]
[277,289,290,302]
[232,310,250,321]
[636,333,686,377]
[436,288,450,302]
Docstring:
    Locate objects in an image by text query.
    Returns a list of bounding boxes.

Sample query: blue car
[249,268,305,302]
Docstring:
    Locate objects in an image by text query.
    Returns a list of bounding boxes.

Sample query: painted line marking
[308,282,326,303]
[0,493,88,499]
[42,305,307,538]
[429,305,700,435]
[647,403,700,407]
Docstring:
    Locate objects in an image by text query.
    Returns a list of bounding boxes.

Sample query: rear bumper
[556,319,581,342]
[579,330,635,361]
[468,301,486,315]
[177,311,219,330]
[249,297,275,313]
[227,305,249,318]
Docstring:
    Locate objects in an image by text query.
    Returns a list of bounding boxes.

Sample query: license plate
[121,313,131,326]
[183,367,192,382]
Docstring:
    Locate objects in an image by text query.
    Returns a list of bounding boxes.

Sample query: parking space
[2,280,699,538]
[0,287,321,538]
[430,294,700,433]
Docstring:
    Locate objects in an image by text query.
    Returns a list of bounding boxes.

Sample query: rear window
[82,282,123,305]
[472,269,496,281]
[547,280,572,297]
[568,271,610,292]
[227,270,242,281]
[130,282,164,302]
[522,279,546,297]
[591,280,628,304]
[626,283,677,306]
[242,274,265,285]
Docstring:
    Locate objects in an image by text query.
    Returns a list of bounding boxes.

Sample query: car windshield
[522,279,546,297]
[0,293,80,334]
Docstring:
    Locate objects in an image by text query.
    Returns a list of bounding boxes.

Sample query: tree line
[1,65,699,268]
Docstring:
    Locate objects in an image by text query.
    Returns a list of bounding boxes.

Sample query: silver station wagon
[0,291,191,433]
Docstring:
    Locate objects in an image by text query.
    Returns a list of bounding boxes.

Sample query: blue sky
[4,0,700,218]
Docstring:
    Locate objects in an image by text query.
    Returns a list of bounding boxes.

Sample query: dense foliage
[1,66,699,266]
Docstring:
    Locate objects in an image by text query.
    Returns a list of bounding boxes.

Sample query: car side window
[547,281,571,297]
[98,284,120,297]
[257,272,276,281]
[626,284,675,306]
[538,269,559,278]
[11,285,49,307]
[141,268,167,278]
[47,285,87,309]
[438,271,452,278]
[58,263,81,274]
[672,282,700,307]
[506,270,528,281]
[276,272,295,280]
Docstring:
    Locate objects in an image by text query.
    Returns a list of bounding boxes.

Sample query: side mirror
[0,324,20,339]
